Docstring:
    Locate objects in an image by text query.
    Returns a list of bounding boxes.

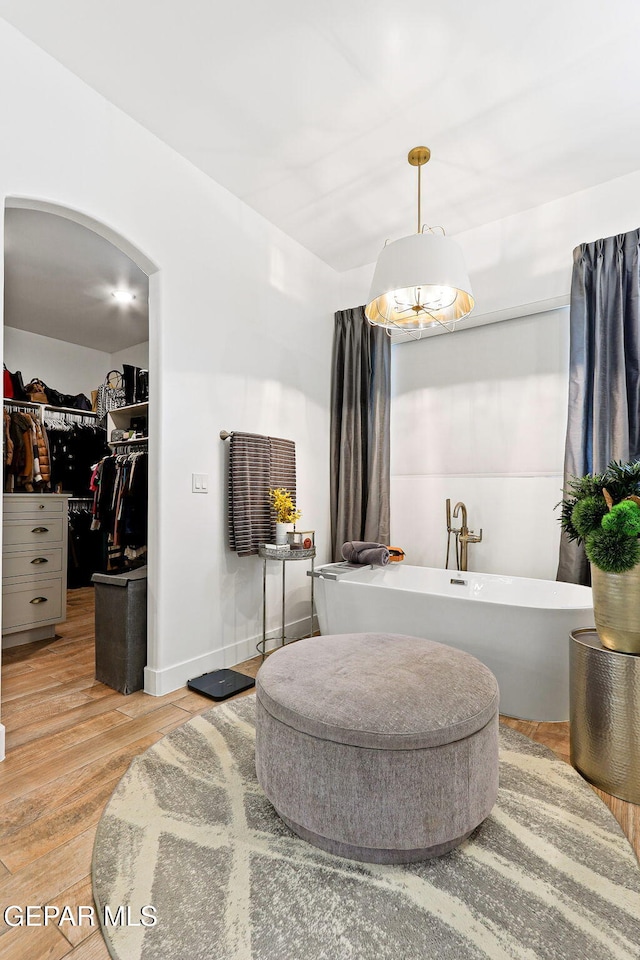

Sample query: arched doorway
[0,198,160,759]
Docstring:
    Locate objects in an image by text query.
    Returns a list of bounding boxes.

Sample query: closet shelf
[111,401,148,416]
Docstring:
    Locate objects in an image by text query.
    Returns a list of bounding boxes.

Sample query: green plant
[558,459,640,573]
[585,528,640,573]
[601,500,640,536]
[571,496,608,539]
[597,459,640,503]
[558,472,607,542]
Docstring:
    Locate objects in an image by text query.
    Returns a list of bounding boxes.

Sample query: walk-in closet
[2,206,150,691]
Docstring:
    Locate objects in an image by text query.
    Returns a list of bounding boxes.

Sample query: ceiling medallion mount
[407,146,431,167]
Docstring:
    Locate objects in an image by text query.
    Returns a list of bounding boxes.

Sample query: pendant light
[365,146,474,335]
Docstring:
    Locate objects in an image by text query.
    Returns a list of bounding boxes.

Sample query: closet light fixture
[365,146,474,335]
[111,289,136,305]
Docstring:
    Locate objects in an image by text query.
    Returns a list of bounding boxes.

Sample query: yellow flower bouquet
[269,488,301,524]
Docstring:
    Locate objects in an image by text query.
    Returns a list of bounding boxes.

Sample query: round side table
[257,545,316,658]
[570,628,640,804]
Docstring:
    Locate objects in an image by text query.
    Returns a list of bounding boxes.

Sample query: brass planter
[591,564,640,653]
[570,629,640,804]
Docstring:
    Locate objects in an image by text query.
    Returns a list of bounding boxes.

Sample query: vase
[591,564,640,653]
[275,522,288,545]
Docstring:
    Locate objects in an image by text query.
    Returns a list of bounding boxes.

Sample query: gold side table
[570,628,640,804]
[257,545,315,659]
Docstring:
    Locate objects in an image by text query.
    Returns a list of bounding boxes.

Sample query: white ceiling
[3,208,149,353]
[1,1,640,273]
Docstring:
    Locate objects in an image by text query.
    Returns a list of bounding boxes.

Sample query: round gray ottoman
[255,633,499,864]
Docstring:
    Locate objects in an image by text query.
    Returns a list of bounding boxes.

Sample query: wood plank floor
[0,588,638,958]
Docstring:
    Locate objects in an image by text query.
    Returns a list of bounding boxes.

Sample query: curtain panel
[330,307,391,561]
[557,228,640,584]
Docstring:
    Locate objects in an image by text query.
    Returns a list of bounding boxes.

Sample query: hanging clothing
[3,403,113,585]
[4,410,51,492]
[4,409,14,467]
[4,404,105,495]
[92,451,148,571]
[47,422,109,496]
[68,501,105,587]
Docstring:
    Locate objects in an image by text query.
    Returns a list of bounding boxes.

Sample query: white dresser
[2,494,69,648]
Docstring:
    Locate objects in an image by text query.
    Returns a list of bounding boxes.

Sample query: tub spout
[452,501,482,572]
[452,501,467,530]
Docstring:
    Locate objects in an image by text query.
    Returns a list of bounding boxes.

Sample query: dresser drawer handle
[38,504,45,509]
[31,527,49,533]
[31,557,49,564]
[29,596,48,604]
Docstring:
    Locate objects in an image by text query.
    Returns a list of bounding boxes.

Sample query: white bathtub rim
[317,563,593,613]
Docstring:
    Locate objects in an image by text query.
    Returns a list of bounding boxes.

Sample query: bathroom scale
[187,669,255,702]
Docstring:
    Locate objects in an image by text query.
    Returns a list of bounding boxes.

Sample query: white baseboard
[143,615,318,697]
[0,723,5,762]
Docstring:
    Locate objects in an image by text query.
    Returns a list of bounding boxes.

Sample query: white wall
[110,341,149,370]
[459,172,640,320]
[3,325,110,397]
[391,307,569,579]
[3,327,149,404]
[0,21,337,699]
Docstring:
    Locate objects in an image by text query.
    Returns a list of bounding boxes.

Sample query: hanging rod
[4,399,98,417]
[219,429,288,442]
[3,398,40,409]
[44,404,97,417]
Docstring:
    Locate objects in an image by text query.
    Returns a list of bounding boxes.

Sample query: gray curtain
[330,306,391,561]
[557,228,640,584]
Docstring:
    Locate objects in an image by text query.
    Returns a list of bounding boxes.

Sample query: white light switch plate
[192,473,208,493]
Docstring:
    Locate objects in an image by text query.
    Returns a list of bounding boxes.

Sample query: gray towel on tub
[342,541,390,565]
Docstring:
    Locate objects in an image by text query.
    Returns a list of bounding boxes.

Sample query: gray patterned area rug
[93,695,640,960]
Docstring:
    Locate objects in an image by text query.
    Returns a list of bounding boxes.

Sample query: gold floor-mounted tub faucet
[446,499,483,572]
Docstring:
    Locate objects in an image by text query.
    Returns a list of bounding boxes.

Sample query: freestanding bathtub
[311,563,594,722]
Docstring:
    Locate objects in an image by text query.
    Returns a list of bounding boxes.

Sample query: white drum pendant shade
[365,232,474,330]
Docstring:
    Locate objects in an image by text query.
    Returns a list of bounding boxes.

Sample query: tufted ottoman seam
[256,685,499,749]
